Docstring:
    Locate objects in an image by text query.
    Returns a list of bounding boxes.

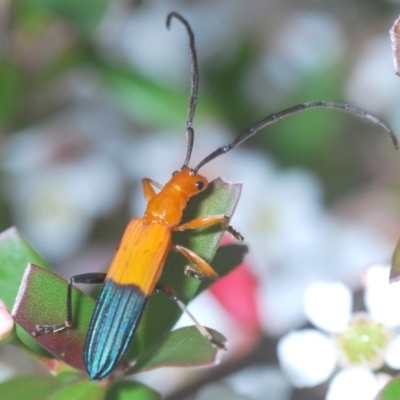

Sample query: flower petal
[304,282,352,332]
[384,334,400,369]
[364,265,400,327]
[326,368,379,400]
[277,329,337,388]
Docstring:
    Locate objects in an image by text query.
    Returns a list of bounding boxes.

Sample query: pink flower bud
[0,300,14,341]
[210,259,260,332]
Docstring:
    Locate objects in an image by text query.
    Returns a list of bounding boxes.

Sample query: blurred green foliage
[16,0,110,35]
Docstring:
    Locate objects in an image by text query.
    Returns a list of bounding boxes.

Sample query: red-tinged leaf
[390,15,400,77]
[106,381,161,400]
[128,326,226,375]
[46,380,106,400]
[376,376,400,400]
[0,375,61,400]
[390,238,400,282]
[12,264,96,373]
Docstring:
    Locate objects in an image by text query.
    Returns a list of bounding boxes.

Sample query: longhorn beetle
[32,12,398,381]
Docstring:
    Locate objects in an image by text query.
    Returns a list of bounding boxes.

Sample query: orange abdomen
[106,219,172,294]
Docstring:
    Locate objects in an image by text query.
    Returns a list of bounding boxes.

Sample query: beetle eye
[196,181,204,190]
[172,170,179,176]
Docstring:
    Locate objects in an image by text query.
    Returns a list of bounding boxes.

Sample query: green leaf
[197,243,248,295]
[390,238,400,282]
[128,326,226,374]
[377,376,400,400]
[0,228,54,356]
[0,227,50,310]
[0,376,106,400]
[12,264,96,372]
[132,178,242,354]
[106,381,161,400]
[0,375,61,400]
[47,380,105,400]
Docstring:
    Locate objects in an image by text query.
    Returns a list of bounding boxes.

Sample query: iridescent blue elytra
[83,219,171,380]
[84,280,146,380]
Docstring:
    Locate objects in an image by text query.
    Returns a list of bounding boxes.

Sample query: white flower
[278,272,400,397]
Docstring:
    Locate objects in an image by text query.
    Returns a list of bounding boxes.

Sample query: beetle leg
[175,215,243,241]
[142,178,163,201]
[155,283,226,350]
[172,244,219,280]
[32,273,107,337]
[175,214,227,231]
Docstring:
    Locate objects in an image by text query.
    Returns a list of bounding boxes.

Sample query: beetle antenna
[193,101,398,173]
[167,12,199,169]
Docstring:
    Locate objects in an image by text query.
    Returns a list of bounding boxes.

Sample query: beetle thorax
[143,167,208,227]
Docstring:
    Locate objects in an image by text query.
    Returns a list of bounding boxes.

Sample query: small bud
[390,15,400,77]
[0,299,14,342]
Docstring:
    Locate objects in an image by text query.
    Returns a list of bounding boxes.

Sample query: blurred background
[1,0,400,399]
